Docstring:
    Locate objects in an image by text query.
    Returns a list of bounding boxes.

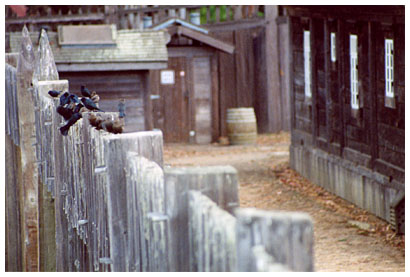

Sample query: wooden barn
[148,18,235,143]
[284,6,405,232]
[8,24,168,133]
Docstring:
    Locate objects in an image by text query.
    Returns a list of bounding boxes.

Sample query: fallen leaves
[272,161,405,250]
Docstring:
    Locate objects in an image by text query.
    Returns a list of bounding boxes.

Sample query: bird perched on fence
[48,90,61,97]
[81,97,104,112]
[59,112,82,136]
[101,119,114,133]
[69,93,80,104]
[90,90,100,104]
[118,98,126,118]
[56,105,74,121]
[59,92,70,106]
[112,118,124,134]
[80,85,92,98]
[88,113,104,130]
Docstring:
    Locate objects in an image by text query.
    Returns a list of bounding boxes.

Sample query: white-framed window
[330,32,337,62]
[350,34,359,110]
[385,39,394,98]
[304,30,312,98]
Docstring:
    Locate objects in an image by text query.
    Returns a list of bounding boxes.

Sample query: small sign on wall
[161,70,175,85]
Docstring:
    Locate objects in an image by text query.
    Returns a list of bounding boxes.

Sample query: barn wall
[288,10,404,223]
[59,70,148,133]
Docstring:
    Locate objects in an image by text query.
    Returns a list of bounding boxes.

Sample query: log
[164,165,238,271]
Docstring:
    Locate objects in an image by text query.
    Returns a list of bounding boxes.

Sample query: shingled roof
[8,25,168,70]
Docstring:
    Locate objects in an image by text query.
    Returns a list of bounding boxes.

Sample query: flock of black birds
[48,85,124,136]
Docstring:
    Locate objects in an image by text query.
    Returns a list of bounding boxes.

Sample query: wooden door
[192,57,212,144]
[152,55,213,144]
[152,57,190,142]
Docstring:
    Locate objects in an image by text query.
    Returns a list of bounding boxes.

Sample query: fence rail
[5,26,313,272]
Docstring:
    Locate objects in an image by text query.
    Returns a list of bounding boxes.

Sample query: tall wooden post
[368,21,378,169]
[16,25,39,272]
[34,29,59,271]
[264,6,282,132]
[337,19,346,156]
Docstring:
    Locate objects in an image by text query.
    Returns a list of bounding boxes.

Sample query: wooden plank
[192,56,212,144]
[16,26,39,272]
[188,191,236,272]
[264,6,282,132]
[214,31,236,137]
[5,135,22,271]
[142,70,153,131]
[253,28,268,133]
[104,130,164,271]
[324,20,332,146]
[164,166,238,272]
[235,208,314,272]
[337,19,346,156]
[367,22,378,169]
[126,153,170,271]
[310,18,319,147]
[289,17,296,131]
[211,53,220,141]
[178,25,235,54]
[278,18,291,132]
[6,13,105,25]
[51,81,70,271]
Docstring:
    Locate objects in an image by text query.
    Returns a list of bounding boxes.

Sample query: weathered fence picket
[5,26,315,272]
[188,190,237,272]
[235,208,314,272]
[164,166,239,271]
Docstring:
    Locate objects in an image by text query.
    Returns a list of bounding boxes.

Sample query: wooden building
[6,5,294,137]
[148,18,235,143]
[8,24,168,133]
[284,6,404,232]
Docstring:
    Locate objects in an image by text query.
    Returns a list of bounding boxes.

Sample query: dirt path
[163,133,405,272]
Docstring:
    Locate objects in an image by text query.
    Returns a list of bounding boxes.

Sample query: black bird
[56,105,74,121]
[81,97,104,112]
[80,85,92,98]
[59,92,70,106]
[73,103,84,114]
[69,93,80,104]
[118,99,126,118]
[59,112,82,136]
[48,90,61,97]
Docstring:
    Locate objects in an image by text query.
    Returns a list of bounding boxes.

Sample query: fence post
[188,191,237,272]
[16,25,39,272]
[5,62,22,271]
[164,166,238,271]
[51,80,70,271]
[103,130,164,271]
[235,208,314,272]
[33,29,59,272]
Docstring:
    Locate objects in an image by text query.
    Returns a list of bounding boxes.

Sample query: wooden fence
[5,26,313,272]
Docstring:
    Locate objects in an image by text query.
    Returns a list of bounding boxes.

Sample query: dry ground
[163,133,405,272]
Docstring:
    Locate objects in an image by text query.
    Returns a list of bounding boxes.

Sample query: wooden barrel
[226,107,257,145]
